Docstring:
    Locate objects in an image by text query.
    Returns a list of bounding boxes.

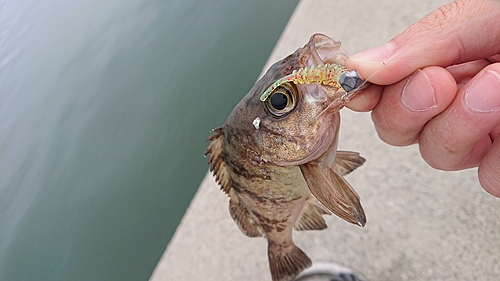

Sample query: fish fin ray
[300,163,366,226]
[268,242,311,281]
[206,128,264,237]
[205,127,232,194]
[229,190,264,237]
[334,151,366,176]
[327,167,366,226]
[294,196,329,231]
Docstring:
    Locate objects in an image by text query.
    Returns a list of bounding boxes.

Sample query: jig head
[260,64,364,102]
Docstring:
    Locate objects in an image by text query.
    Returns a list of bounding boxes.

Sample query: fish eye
[265,83,297,117]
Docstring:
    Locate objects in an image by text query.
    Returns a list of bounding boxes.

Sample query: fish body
[205,34,366,281]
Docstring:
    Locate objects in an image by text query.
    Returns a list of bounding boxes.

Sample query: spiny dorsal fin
[334,151,366,176]
[228,189,264,237]
[206,128,265,237]
[205,127,232,194]
[294,196,330,231]
[268,242,311,281]
[300,163,366,227]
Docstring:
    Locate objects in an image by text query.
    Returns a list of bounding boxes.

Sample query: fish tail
[267,242,312,281]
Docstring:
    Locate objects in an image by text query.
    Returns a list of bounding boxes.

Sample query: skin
[345,0,500,197]
[206,34,365,281]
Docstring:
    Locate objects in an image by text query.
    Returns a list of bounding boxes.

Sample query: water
[0,0,298,280]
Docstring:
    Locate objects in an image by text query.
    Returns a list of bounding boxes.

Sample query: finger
[346,60,489,114]
[345,84,383,112]
[491,124,500,140]
[371,66,456,146]
[418,64,500,170]
[346,0,500,84]
[478,136,500,197]
[446,59,491,89]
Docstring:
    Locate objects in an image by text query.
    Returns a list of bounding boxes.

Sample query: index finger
[345,0,500,85]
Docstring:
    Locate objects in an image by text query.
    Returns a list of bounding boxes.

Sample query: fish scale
[205,33,366,281]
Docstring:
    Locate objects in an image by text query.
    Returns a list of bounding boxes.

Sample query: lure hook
[260,64,364,102]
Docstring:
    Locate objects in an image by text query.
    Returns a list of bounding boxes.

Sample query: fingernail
[465,70,500,112]
[401,69,436,111]
[349,42,394,63]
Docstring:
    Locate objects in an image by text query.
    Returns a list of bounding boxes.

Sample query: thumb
[346,0,500,85]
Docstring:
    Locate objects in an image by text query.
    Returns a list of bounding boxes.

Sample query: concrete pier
[150,0,500,280]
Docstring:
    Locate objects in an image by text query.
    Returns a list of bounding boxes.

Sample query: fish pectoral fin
[229,190,264,237]
[205,127,232,194]
[334,151,366,176]
[300,163,366,226]
[268,242,311,281]
[294,196,330,231]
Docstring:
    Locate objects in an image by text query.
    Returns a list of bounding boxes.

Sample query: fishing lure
[260,63,364,102]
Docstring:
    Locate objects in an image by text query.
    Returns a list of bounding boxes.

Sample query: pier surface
[151,1,500,280]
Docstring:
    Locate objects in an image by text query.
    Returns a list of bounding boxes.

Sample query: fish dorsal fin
[300,163,366,226]
[228,189,264,237]
[334,151,366,176]
[206,127,264,237]
[294,196,330,231]
[205,127,232,194]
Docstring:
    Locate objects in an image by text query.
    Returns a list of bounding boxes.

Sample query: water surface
[0,0,298,279]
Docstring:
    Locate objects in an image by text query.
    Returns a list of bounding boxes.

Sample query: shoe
[293,262,366,281]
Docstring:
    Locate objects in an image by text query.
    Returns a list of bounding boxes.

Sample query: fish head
[225,34,357,166]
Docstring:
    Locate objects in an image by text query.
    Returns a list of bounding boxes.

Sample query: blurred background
[0,0,299,280]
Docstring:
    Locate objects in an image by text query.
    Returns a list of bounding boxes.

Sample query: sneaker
[293,262,366,281]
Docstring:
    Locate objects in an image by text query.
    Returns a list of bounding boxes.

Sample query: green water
[0,0,298,280]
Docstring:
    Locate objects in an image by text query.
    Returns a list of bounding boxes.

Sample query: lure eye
[265,83,297,117]
[339,70,363,92]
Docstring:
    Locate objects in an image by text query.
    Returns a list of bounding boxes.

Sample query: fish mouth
[301,34,356,105]
[270,35,346,167]
[306,34,366,101]
[306,33,348,67]
[262,34,355,167]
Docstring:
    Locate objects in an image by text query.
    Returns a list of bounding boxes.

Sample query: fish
[205,33,367,281]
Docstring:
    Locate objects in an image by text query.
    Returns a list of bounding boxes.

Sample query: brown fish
[205,34,366,281]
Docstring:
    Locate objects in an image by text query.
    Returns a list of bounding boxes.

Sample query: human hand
[345,0,500,197]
